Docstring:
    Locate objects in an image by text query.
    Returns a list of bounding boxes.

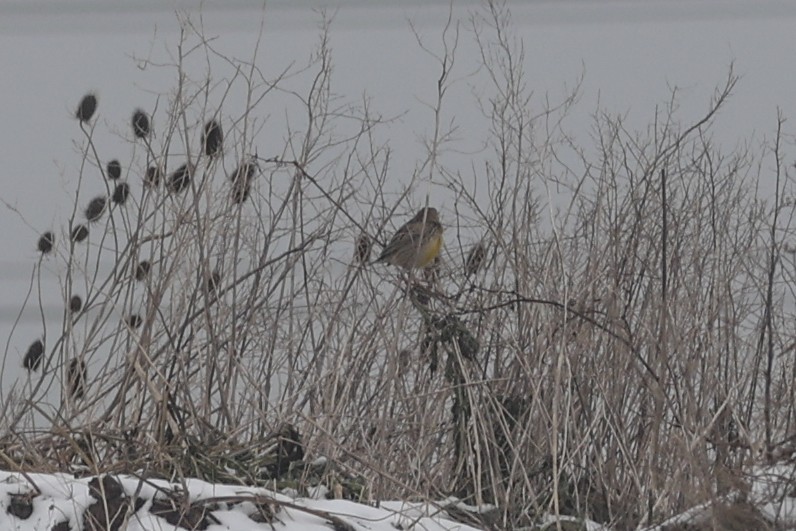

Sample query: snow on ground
[749,463,796,527]
[6,463,796,529]
[0,471,484,530]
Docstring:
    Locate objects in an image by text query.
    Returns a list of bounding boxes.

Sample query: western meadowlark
[376,207,443,270]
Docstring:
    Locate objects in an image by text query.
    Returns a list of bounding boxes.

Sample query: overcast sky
[1,0,794,365]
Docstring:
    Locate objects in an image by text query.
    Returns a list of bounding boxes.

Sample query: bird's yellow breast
[417,234,443,268]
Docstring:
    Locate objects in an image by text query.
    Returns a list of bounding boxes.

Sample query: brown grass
[3,4,796,530]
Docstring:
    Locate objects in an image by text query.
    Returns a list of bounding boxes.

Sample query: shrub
[4,5,795,530]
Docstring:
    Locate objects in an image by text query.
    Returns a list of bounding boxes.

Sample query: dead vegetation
[3,2,796,530]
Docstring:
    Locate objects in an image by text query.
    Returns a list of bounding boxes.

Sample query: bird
[375,207,443,270]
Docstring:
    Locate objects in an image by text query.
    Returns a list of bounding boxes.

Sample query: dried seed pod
[411,284,431,308]
[230,160,257,204]
[69,295,83,313]
[231,181,251,204]
[202,120,223,157]
[206,270,221,292]
[355,233,372,264]
[126,314,142,329]
[67,358,87,400]
[131,108,150,139]
[457,324,480,361]
[23,340,44,371]
[465,241,486,277]
[71,224,89,242]
[422,325,439,375]
[37,232,54,254]
[111,182,130,205]
[431,314,479,361]
[75,93,97,122]
[106,159,122,180]
[230,160,258,184]
[85,196,106,222]
[167,163,191,193]
[135,260,151,281]
[144,166,161,187]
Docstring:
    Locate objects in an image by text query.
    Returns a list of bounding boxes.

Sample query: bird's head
[413,207,440,224]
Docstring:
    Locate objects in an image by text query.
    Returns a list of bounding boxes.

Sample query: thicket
[3,2,796,529]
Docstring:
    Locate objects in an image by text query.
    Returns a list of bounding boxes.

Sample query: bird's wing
[376,222,420,262]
